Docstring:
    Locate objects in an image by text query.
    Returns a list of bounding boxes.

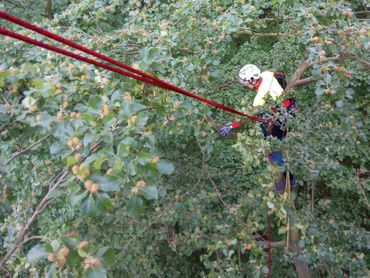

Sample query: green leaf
[66,249,82,267]
[27,244,48,262]
[87,266,107,278]
[71,191,88,206]
[112,157,123,172]
[66,156,78,167]
[93,156,106,170]
[156,160,174,175]
[47,189,63,198]
[46,264,57,278]
[77,248,92,259]
[96,247,116,265]
[50,142,64,155]
[22,96,36,109]
[84,133,98,146]
[33,79,44,89]
[140,186,158,200]
[99,176,120,192]
[96,193,113,212]
[80,194,98,216]
[126,197,144,218]
[148,47,160,59]
[44,243,54,253]
[137,151,152,165]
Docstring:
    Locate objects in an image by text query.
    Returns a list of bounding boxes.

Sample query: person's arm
[252,89,267,107]
[243,83,255,90]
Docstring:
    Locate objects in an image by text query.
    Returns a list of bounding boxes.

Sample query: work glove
[219,122,241,136]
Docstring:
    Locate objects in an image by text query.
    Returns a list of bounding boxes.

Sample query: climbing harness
[0,11,269,123]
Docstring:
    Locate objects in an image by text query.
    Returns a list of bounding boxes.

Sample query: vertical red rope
[268,214,272,278]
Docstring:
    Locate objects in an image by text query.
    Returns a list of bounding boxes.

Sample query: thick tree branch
[0,170,68,269]
[5,135,51,165]
[285,59,312,92]
[286,57,339,92]
[46,0,53,19]
[256,240,286,248]
[293,76,320,87]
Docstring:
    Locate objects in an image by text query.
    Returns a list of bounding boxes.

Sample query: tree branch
[236,30,297,38]
[286,57,339,92]
[293,76,320,87]
[5,135,51,165]
[355,169,370,209]
[3,0,26,10]
[256,240,286,248]
[217,79,238,89]
[0,169,68,269]
[17,236,48,248]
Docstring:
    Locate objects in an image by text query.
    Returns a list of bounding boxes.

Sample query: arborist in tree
[219,64,298,191]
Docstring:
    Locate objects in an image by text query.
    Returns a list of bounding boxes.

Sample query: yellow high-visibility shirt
[252,71,284,107]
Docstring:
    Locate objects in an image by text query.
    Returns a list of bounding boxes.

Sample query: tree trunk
[288,227,311,278]
[46,0,53,19]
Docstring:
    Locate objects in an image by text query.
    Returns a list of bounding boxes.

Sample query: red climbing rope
[0,11,268,123]
[267,214,272,278]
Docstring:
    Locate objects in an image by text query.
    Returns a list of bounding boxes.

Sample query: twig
[348,54,370,68]
[311,180,315,214]
[217,79,238,89]
[355,169,369,209]
[195,137,230,207]
[3,0,26,10]
[236,30,297,38]
[206,169,230,207]
[5,135,51,165]
[17,236,48,248]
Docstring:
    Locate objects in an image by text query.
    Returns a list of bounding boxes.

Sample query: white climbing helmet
[238,64,261,83]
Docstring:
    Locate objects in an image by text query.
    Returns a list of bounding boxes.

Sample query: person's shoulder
[261,71,274,78]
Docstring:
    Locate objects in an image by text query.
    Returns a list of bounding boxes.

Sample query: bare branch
[217,79,238,89]
[355,169,370,209]
[236,30,297,38]
[17,236,48,248]
[0,169,68,269]
[293,76,320,87]
[286,57,339,92]
[348,54,370,68]
[5,135,51,165]
[256,240,286,248]
[179,48,195,54]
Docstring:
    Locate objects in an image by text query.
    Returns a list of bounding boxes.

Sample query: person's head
[238,64,261,87]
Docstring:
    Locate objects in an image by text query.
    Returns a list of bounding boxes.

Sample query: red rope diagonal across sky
[0,11,268,123]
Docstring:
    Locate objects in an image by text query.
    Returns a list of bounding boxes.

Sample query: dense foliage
[0,0,369,277]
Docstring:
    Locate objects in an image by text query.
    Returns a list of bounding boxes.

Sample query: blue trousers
[268,151,296,192]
